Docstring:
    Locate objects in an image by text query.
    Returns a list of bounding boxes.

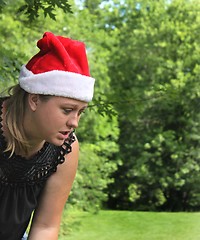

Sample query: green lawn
[59,210,200,240]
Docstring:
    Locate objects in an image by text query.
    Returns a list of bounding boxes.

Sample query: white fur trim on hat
[19,65,95,102]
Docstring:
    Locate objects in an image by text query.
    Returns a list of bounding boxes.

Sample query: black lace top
[0,98,75,240]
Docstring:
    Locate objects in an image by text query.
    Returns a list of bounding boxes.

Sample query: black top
[0,98,75,240]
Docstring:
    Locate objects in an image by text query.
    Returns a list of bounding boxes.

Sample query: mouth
[59,131,70,138]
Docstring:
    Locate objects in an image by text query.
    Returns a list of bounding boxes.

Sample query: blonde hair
[4,84,51,157]
[4,85,29,156]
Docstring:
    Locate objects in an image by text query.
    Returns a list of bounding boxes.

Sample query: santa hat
[19,32,95,102]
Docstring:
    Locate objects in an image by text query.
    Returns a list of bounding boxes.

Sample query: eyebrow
[61,103,88,109]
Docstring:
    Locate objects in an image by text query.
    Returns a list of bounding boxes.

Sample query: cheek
[43,110,66,128]
[34,108,57,127]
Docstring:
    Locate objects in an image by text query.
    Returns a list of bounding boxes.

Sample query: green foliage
[106,0,200,211]
[0,0,6,10]
[0,0,72,21]
[0,8,43,88]
[67,141,119,212]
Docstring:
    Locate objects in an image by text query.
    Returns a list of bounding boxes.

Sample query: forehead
[52,96,88,108]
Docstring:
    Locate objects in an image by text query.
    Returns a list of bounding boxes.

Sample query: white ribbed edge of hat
[19,65,95,102]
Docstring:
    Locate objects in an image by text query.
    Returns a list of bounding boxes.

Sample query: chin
[48,138,65,146]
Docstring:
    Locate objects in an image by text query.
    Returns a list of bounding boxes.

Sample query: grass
[59,210,200,240]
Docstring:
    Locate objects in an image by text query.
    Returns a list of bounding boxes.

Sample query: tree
[0,0,72,21]
[0,0,73,89]
[106,0,200,211]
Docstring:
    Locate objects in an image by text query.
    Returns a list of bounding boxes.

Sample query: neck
[17,140,45,159]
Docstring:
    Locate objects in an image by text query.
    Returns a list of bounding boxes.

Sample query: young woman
[0,32,95,240]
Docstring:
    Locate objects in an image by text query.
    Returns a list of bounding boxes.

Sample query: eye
[78,109,86,116]
[63,108,73,114]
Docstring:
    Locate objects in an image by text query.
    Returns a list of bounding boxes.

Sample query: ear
[28,94,40,111]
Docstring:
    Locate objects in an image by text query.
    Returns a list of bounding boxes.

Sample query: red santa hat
[19,32,95,102]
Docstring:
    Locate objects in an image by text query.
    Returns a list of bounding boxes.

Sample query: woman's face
[26,95,88,146]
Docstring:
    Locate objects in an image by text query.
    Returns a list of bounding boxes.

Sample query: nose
[66,114,79,129]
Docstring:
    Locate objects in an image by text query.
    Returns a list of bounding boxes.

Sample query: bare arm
[28,139,79,240]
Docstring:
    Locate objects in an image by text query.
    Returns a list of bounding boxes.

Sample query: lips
[59,131,70,138]
[60,131,69,135]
